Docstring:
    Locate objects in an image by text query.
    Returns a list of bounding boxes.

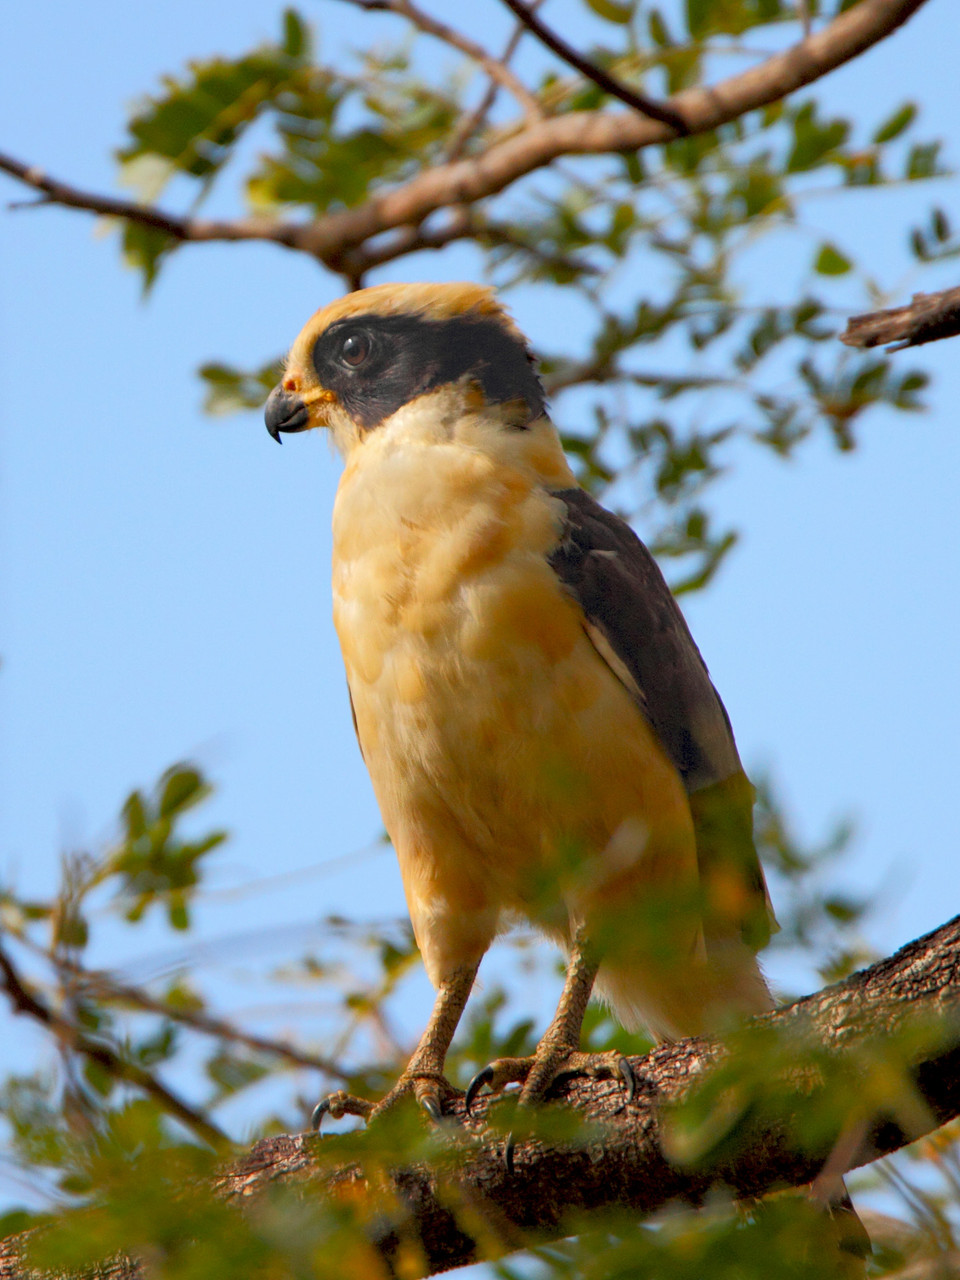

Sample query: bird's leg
[313,960,479,1131]
[466,931,634,1115]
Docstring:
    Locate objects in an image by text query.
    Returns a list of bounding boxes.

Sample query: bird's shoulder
[545,486,737,791]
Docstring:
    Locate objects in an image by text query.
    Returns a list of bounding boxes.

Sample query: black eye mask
[311,311,546,430]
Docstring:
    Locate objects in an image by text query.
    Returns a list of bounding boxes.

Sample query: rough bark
[841,284,960,350]
[2,914,959,1280]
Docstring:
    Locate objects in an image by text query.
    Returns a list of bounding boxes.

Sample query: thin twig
[342,206,599,277]
[445,8,537,161]
[0,150,307,252]
[0,153,193,238]
[334,0,542,121]
[64,962,355,1083]
[498,0,688,133]
[544,360,739,397]
[0,938,227,1148]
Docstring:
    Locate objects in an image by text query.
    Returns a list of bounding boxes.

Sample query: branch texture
[2,914,958,1280]
[841,284,960,349]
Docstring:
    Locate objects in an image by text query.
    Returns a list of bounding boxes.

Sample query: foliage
[2,759,955,1276]
[2,0,959,1276]
[121,5,945,587]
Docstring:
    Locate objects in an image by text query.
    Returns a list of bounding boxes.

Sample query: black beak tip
[265,384,309,443]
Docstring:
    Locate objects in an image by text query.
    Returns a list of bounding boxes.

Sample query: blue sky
[1,0,959,1187]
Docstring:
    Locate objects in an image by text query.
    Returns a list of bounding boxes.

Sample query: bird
[264,281,866,1257]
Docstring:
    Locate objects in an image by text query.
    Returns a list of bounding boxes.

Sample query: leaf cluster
[122,3,944,586]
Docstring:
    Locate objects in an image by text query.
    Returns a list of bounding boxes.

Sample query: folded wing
[547,487,776,953]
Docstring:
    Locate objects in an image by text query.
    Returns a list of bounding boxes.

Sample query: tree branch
[307,0,928,261]
[0,0,931,279]
[0,150,306,252]
[0,938,227,1150]
[2,914,959,1280]
[840,283,960,349]
[340,206,600,278]
[60,959,355,1084]
[498,0,688,133]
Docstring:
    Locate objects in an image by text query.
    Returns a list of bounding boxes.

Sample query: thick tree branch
[0,0,930,277]
[2,914,959,1280]
[498,0,688,132]
[317,0,928,258]
[840,284,960,349]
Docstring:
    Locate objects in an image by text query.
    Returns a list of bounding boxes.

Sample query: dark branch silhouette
[498,0,688,133]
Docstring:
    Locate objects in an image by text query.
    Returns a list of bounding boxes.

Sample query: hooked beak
[265,384,310,444]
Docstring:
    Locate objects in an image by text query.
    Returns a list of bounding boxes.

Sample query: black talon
[619,1056,636,1105]
[503,1132,516,1174]
[465,1065,494,1115]
[311,1098,332,1132]
[421,1094,442,1121]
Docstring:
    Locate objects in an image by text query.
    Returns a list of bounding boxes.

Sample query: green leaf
[206,1048,269,1097]
[106,765,226,930]
[0,1211,34,1239]
[686,0,787,39]
[905,141,944,180]
[786,102,849,172]
[813,243,852,275]
[282,7,308,58]
[584,0,634,23]
[872,101,916,144]
[199,358,284,415]
[117,12,312,202]
[159,766,206,819]
[120,223,177,294]
[648,8,672,44]
[53,908,89,950]
[122,791,148,841]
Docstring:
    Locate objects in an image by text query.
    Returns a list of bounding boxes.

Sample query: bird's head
[264,282,547,457]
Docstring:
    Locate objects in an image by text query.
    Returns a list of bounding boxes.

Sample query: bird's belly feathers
[331,435,697,978]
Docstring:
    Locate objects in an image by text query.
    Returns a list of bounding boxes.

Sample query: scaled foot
[465,1045,635,1113]
[465,1044,636,1171]
[312,1068,456,1131]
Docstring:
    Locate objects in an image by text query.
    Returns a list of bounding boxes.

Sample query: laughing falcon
[265,281,778,1122]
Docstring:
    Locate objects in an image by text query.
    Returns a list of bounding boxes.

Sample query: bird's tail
[594,946,870,1271]
[594,934,773,1040]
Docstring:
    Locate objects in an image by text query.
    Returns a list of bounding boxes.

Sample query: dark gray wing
[547,486,775,949]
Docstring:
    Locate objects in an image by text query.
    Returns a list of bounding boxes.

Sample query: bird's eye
[340,332,370,368]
